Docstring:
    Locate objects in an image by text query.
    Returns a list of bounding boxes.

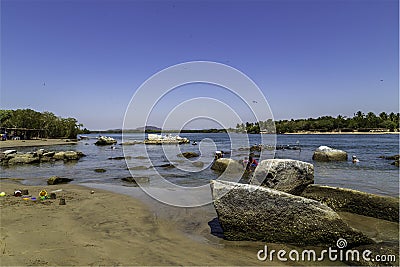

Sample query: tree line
[0,109,86,139]
[236,111,400,134]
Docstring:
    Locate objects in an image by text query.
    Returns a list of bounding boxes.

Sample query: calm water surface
[1,133,398,197]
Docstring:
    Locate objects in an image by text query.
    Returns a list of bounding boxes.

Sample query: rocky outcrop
[53,151,85,161]
[7,153,40,165]
[95,136,117,146]
[312,146,348,161]
[210,180,373,247]
[177,152,199,159]
[250,159,314,195]
[0,149,85,166]
[211,158,243,174]
[301,184,399,222]
[47,176,73,185]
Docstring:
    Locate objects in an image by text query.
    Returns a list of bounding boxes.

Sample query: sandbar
[0,139,77,149]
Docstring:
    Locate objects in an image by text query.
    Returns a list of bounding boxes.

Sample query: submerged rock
[47,176,73,185]
[177,152,199,159]
[301,184,399,222]
[108,156,132,160]
[94,168,107,173]
[250,159,314,195]
[121,176,149,185]
[312,146,348,161]
[379,155,400,167]
[210,180,373,247]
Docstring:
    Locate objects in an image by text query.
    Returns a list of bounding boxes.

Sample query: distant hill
[135,125,161,131]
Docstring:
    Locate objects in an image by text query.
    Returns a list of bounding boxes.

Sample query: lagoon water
[1,133,399,197]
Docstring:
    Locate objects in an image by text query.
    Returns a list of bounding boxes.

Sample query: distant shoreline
[282,131,400,135]
[0,139,77,149]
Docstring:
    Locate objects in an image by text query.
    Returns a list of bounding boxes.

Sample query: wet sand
[1,181,398,266]
[0,139,77,149]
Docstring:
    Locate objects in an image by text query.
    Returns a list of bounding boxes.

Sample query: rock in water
[121,176,150,185]
[210,180,373,247]
[47,176,73,185]
[211,158,243,173]
[312,146,348,161]
[177,152,199,159]
[301,184,399,222]
[8,154,40,165]
[64,151,85,160]
[250,159,314,195]
[53,151,66,160]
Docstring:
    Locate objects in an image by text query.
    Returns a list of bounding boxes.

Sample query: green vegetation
[0,109,84,139]
[236,111,400,134]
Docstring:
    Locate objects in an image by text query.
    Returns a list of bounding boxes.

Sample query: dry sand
[0,139,77,149]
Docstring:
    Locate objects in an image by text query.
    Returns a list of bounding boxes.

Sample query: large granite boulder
[250,159,314,195]
[301,184,399,222]
[211,158,244,173]
[210,180,373,247]
[312,146,348,161]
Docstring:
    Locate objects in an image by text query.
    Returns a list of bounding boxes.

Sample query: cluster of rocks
[0,149,85,165]
[210,156,399,248]
[95,136,117,146]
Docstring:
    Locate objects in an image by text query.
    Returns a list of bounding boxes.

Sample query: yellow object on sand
[39,190,48,197]
[0,192,5,197]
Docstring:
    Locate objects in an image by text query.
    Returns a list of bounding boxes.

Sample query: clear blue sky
[1,0,398,130]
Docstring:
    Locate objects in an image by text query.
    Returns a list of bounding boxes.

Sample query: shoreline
[0,139,77,149]
[282,131,399,135]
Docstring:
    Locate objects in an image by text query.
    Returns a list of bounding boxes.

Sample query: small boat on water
[144,133,189,145]
[79,135,90,140]
[95,136,117,146]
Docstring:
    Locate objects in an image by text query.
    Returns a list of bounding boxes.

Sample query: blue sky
[1,0,398,130]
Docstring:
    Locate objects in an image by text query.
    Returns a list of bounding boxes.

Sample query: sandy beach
[1,180,398,266]
[0,181,279,266]
[0,139,78,149]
